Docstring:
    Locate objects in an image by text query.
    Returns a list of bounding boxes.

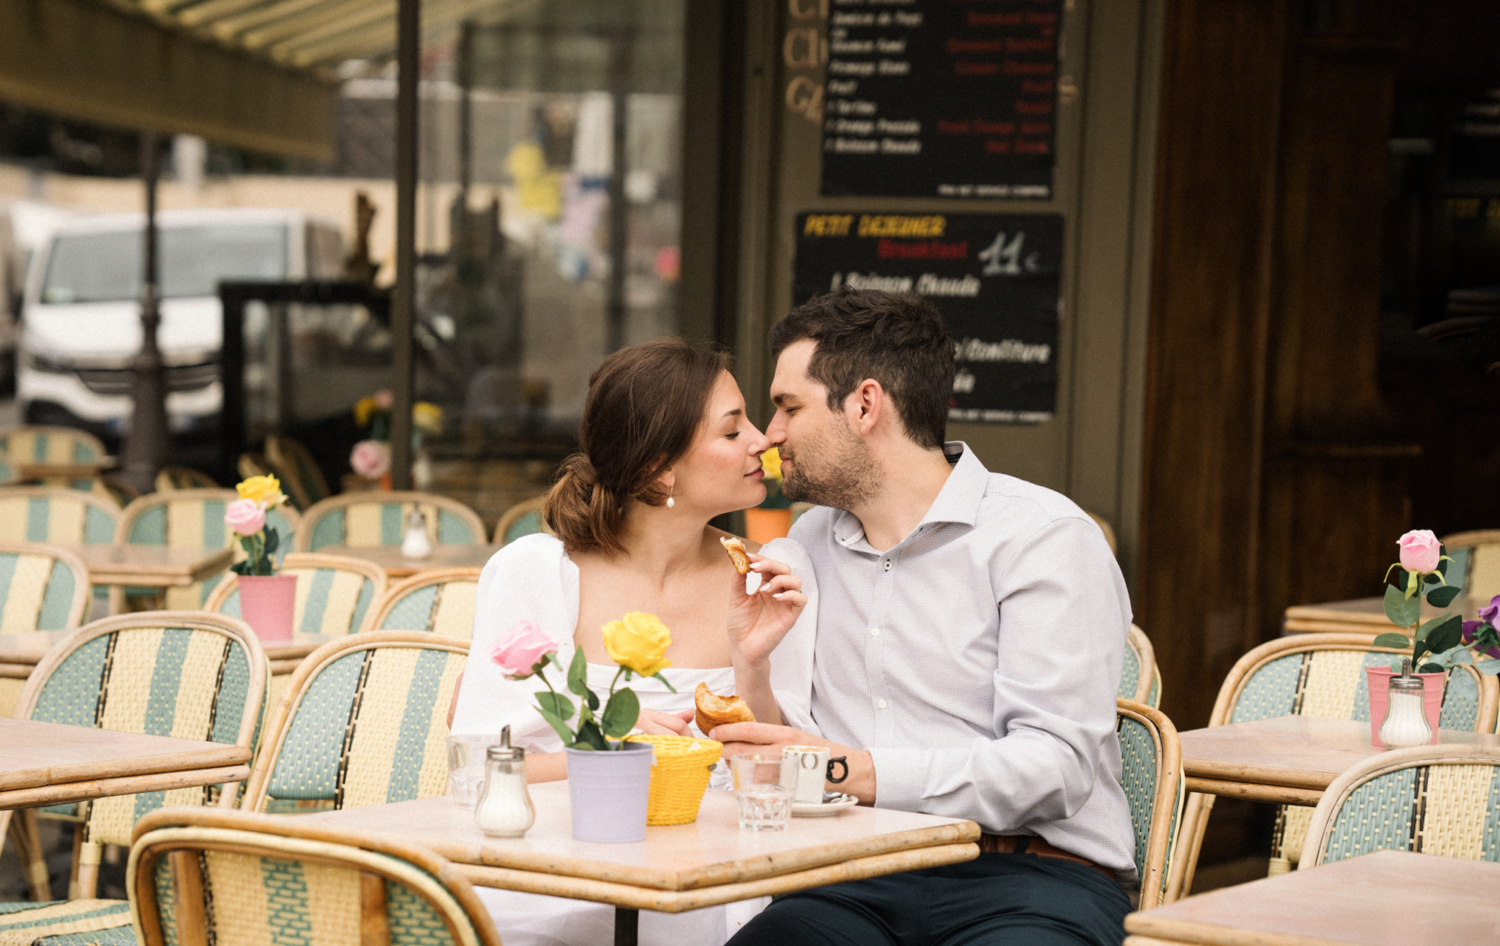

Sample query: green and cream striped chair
[360,569,481,638]
[1167,632,1500,900]
[1442,530,1500,604]
[115,491,298,611]
[0,487,121,622]
[265,435,332,512]
[152,466,219,491]
[1122,623,1162,708]
[0,611,266,921]
[493,494,550,545]
[0,425,107,469]
[295,492,485,553]
[1117,698,1184,908]
[240,631,468,816]
[127,808,502,946]
[206,552,387,636]
[1299,744,1500,867]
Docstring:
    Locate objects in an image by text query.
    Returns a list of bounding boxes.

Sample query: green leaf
[536,706,575,747]
[1418,662,1445,674]
[1437,551,1450,576]
[264,528,279,556]
[1425,615,1465,654]
[1446,647,1474,665]
[1372,633,1414,651]
[585,687,600,712]
[1424,572,1441,585]
[536,691,574,722]
[567,647,589,697]
[574,720,608,751]
[601,688,640,738]
[652,672,678,693]
[1426,585,1461,609]
[1413,638,1431,662]
[1384,584,1420,628]
[1474,658,1500,675]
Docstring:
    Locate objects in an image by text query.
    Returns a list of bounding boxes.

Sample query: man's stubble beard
[780,426,881,511]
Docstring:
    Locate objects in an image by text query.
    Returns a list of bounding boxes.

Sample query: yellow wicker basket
[626,735,723,825]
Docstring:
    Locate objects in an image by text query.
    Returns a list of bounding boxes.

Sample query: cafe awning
[0,0,506,161]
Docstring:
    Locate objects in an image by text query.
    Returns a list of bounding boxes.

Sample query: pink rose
[488,619,558,679]
[350,439,390,479]
[1397,529,1442,574]
[224,499,266,537]
[373,389,394,409]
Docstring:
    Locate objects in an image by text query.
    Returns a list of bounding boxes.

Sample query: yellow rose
[601,611,672,677]
[354,396,377,428]
[760,447,782,480]
[413,401,444,434]
[236,475,287,509]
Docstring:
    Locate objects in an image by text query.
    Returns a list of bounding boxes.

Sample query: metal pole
[119,131,169,493]
[605,32,633,353]
[458,19,474,203]
[390,0,420,490]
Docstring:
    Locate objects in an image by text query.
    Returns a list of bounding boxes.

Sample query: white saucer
[792,793,858,817]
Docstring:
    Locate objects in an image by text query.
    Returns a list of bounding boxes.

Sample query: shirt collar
[831,441,989,549]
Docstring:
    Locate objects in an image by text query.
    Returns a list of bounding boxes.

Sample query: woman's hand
[726,553,806,668]
[635,707,695,736]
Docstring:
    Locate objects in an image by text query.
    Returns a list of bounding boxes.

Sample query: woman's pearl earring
[666,484,675,509]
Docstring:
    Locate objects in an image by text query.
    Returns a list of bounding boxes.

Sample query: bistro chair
[0,611,267,915]
[1441,529,1500,603]
[492,493,550,545]
[127,808,502,946]
[239,631,468,815]
[0,453,20,485]
[114,491,298,611]
[1298,743,1500,868]
[206,552,387,635]
[296,491,485,553]
[1085,510,1119,556]
[0,425,107,469]
[152,466,220,491]
[1121,624,1162,708]
[1117,698,1184,908]
[265,434,332,512]
[361,568,481,638]
[237,450,273,482]
[1166,632,1500,900]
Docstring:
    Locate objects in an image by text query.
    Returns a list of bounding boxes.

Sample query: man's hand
[636,707,695,736]
[710,721,876,804]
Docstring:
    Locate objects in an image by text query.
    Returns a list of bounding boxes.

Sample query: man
[715,287,1135,946]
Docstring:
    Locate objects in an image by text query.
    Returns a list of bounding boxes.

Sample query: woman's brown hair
[544,338,731,555]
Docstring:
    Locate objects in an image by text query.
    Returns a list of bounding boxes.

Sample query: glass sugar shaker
[475,725,535,838]
[401,509,433,559]
[1379,659,1432,750]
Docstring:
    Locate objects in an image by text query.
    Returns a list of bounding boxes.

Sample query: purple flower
[1463,619,1500,660]
[1479,595,1500,627]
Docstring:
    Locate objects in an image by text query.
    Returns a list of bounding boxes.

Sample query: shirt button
[883,560,892,572]
[878,699,888,709]
[870,627,880,637]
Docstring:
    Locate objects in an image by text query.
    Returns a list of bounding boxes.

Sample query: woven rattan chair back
[241,632,469,815]
[1442,529,1500,603]
[117,491,298,610]
[1122,624,1162,707]
[237,451,274,482]
[1167,632,1500,900]
[129,808,502,946]
[296,492,485,553]
[361,569,481,638]
[9,611,268,899]
[1116,699,1183,908]
[0,425,106,466]
[0,541,89,632]
[153,466,220,491]
[492,494,551,545]
[0,486,119,544]
[206,552,388,636]
[1299,744,1500,868]
[0,453,19,484]
[265,435,332,512]
[1085,510,1118,556]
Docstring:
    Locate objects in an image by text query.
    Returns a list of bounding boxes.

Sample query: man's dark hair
[770,287,954,449]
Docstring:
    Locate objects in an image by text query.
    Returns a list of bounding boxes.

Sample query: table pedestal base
[615,907,638,946]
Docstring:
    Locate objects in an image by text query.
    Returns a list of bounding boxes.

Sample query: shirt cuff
[868,746,930,812]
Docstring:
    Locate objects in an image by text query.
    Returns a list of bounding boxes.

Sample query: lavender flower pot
[565,742,656,842]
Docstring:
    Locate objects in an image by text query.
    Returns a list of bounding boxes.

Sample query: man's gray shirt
[784,442,1137,879]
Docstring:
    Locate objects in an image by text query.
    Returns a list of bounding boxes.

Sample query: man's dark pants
[728,849,1131,946]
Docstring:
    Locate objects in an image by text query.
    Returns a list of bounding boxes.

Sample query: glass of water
[731,754,794,831]
[447,734,500,808]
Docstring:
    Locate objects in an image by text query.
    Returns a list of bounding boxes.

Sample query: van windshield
[41,224,287,304]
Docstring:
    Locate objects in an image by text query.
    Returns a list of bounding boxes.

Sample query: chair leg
[67,824,84,900]
[76,840,101,900]
[1165,791,1216,901]
[10,810,53,901]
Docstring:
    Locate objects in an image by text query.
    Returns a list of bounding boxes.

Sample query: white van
[20,208,343,433]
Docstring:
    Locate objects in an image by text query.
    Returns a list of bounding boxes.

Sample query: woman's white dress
[450,533,818,946]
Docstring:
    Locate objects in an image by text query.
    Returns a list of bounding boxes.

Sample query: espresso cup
[782,745,849,804]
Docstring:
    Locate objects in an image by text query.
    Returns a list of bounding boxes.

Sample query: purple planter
[565,742,656,843]
[238,574,296,642]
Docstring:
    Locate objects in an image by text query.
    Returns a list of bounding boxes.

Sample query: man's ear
[845,379,884,436]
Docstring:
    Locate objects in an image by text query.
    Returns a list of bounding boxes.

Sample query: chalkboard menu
[794,212,1062,424]
[820,0,1062,198]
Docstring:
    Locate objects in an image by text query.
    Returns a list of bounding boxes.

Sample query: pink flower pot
[565,742,655,842]
[238,574,297,642]
[1365,666,1445,748]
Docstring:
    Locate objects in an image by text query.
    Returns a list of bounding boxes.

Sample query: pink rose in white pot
[224,499,266,537]
[350,439,391,479]
[1397,529,1442,575]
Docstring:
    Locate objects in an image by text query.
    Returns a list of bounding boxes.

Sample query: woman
[451,338,816,946]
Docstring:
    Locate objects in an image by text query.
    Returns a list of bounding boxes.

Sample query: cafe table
[306,781,981,946]
[0,717,251,811]
[53,542,234,588]
[315,543,499,579]
[1179,716,1500,805]
[1282,592,1485,635]
[1126,849,1500,945]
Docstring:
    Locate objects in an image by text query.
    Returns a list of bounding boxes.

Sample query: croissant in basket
[695,681,755,734]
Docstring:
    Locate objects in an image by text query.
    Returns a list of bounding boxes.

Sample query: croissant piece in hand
[695,681,755,734]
